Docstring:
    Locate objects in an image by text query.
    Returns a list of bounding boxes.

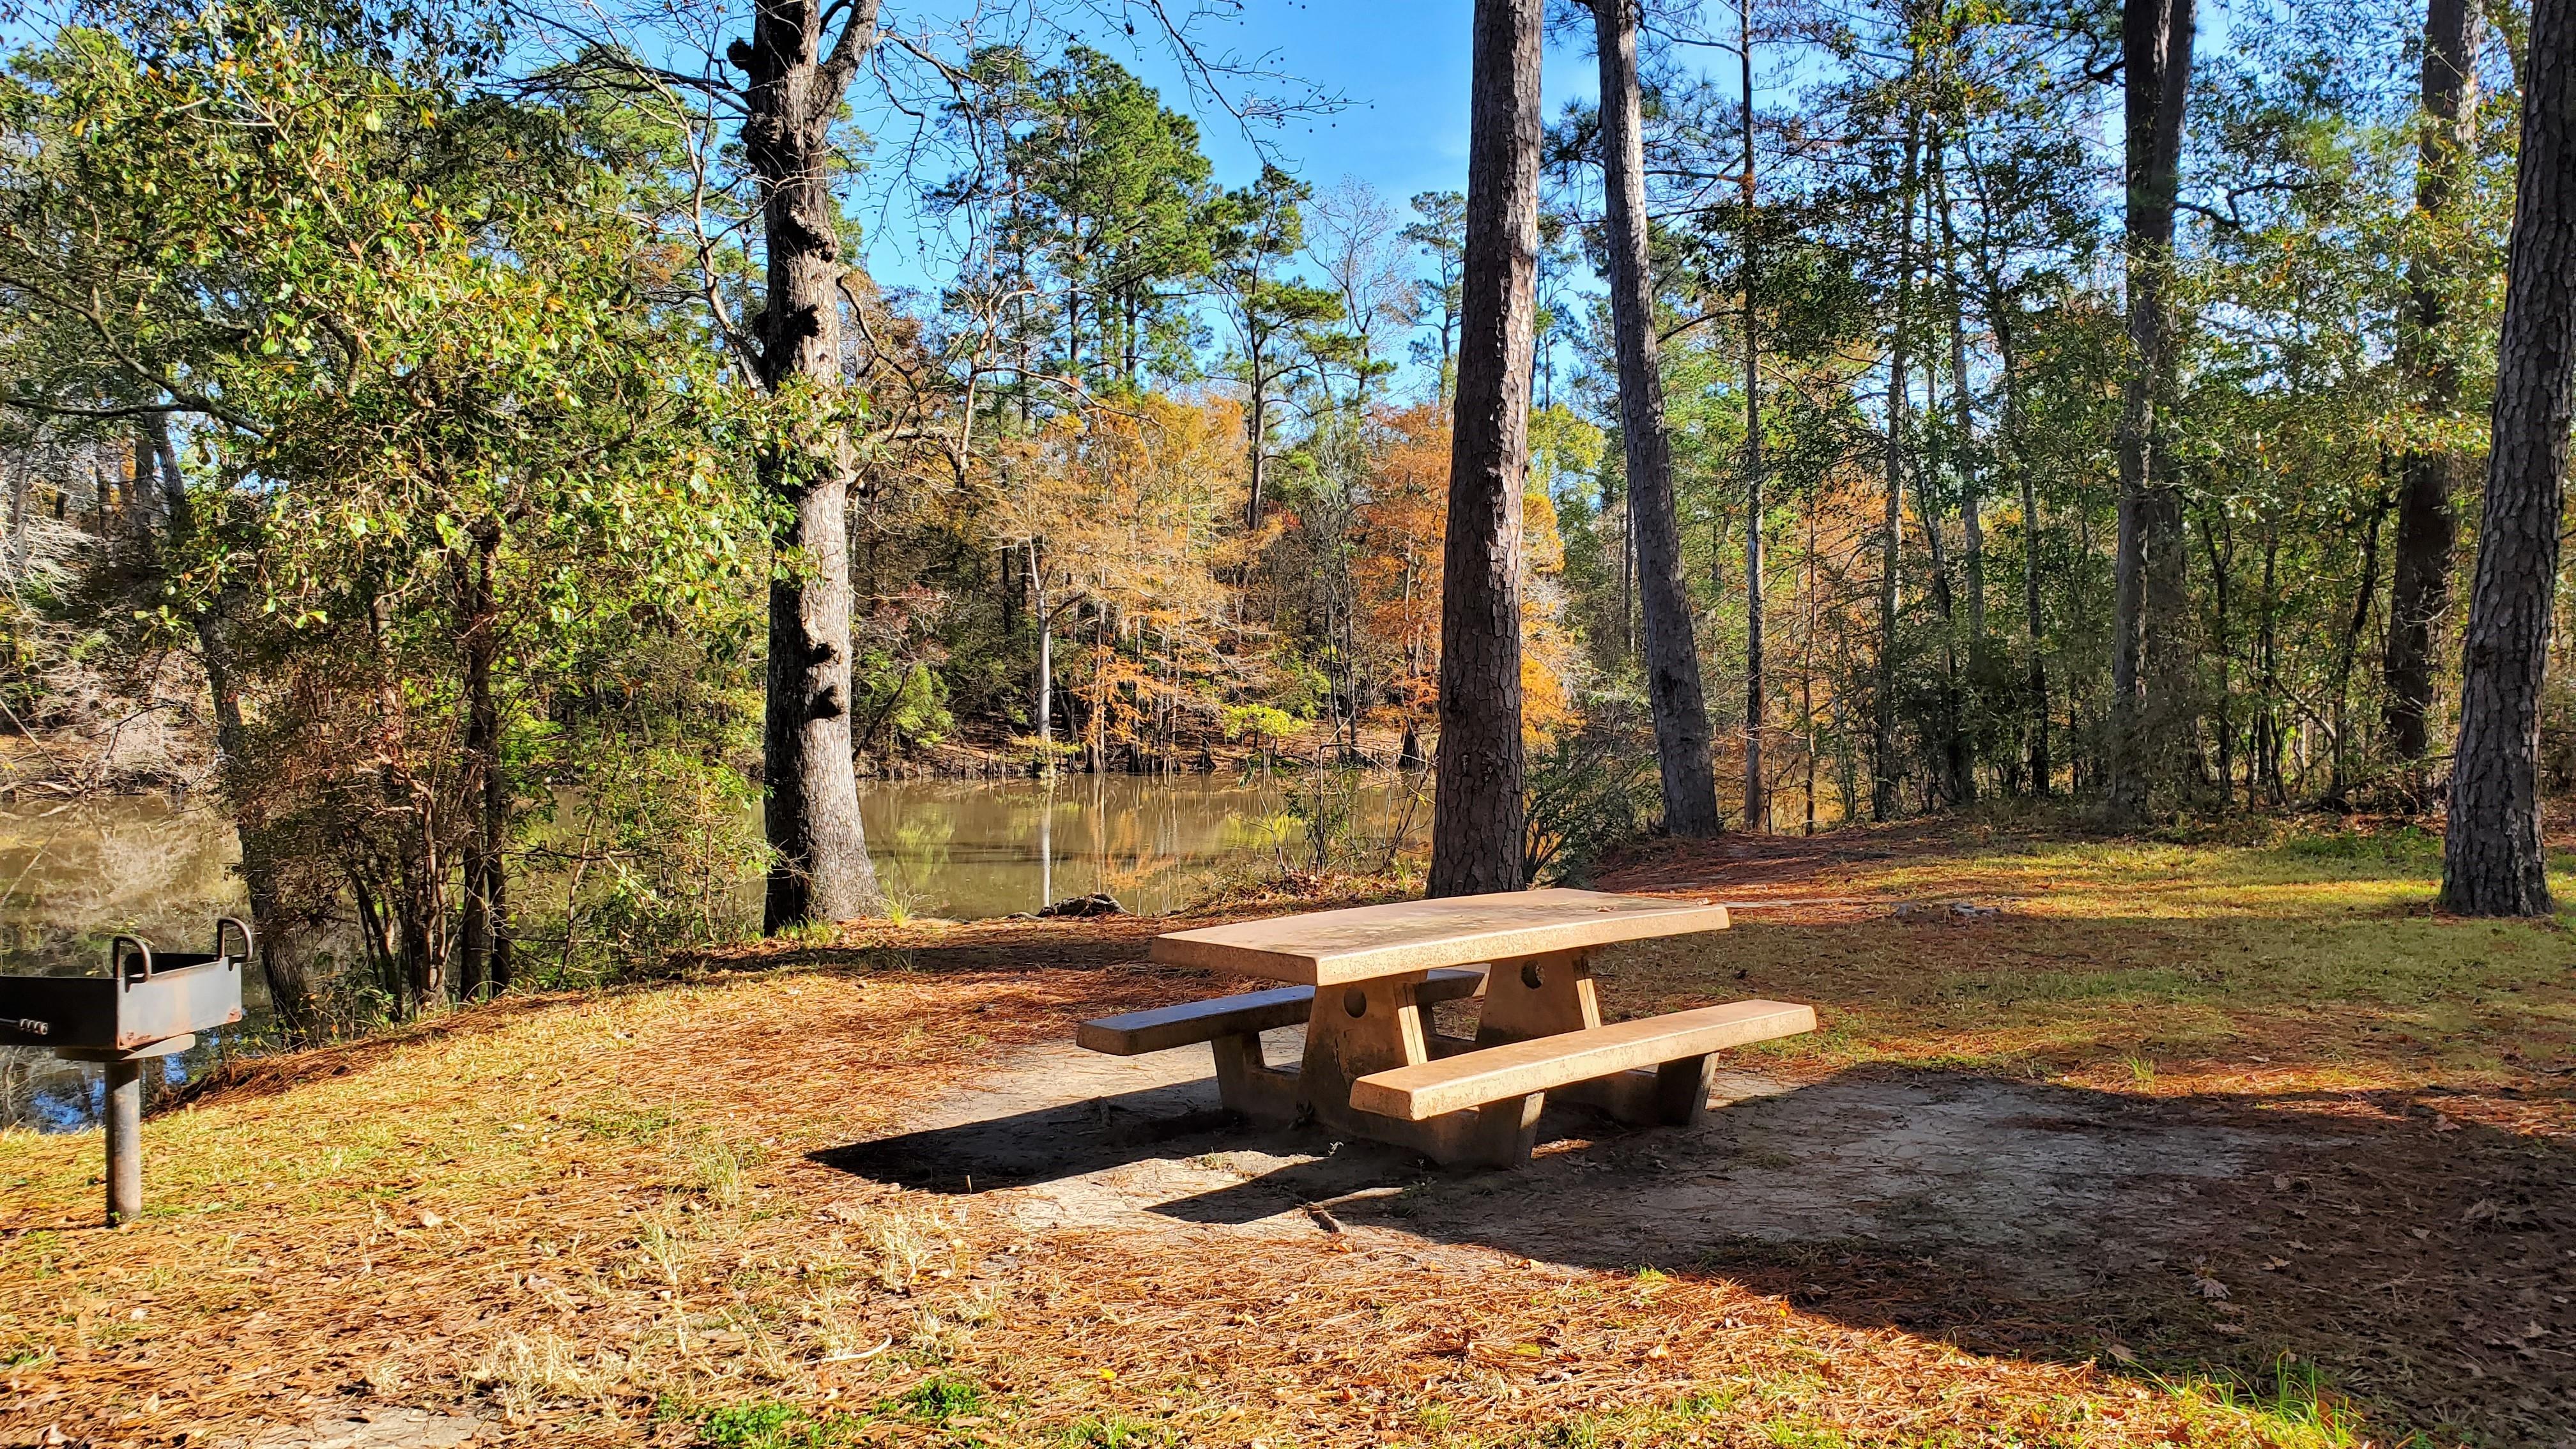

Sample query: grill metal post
[2,918,246,1228]
[103,1058,142,1226]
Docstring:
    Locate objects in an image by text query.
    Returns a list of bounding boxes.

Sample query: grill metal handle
[112,935,153,986]
[215,917,254,965]
[6,1017,47,1036]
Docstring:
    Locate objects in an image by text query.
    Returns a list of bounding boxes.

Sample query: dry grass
[1,816,2568,1447]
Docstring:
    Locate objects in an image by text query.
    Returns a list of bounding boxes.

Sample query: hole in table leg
[1521,961,1545,990]
[1342,988,1368,1018]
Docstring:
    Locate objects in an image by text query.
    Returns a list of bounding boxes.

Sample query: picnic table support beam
[1474,948,1673,1125]
[1655,1053,1719,1127]
[1209,1032,1300,1124]
[1474,947,1602,1045]
[1300,974,1505,1162]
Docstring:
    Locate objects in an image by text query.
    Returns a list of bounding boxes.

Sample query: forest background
[0,0,2564,1033]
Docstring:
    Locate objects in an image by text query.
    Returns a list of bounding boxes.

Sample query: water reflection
[857,774,1373,919]
[0,772,1413,1130]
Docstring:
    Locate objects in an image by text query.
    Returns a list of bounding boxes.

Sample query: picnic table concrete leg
[1300,974,1503,1162]
[1466,1095,1543,1168]
[1473,949,1673,1125]
[1473,947,1600,1044]
[1654,1054,1718,1126]
[1301,976,1431,1131]
[1209,1032,1300,1123]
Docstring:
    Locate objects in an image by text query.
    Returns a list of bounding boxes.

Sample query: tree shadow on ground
[818,1057,2576,1445]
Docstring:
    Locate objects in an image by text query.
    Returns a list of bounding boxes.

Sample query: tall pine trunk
[1593,0,1720,838]
[1246,372,1270,531]
[1874,120,1919,823]
[740,0,887,931]
[1738,0,1767,830]
[1993,307,2050,796]
[1940,164,1984,647]
[1430,0,1543,896]
[2442,0,2575,916]
[2384,0,2485,763]
[2109,0,2198,818]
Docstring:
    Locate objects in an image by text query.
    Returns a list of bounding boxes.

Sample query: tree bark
[2384,0,2485,763]
[456,522,509,999]
[1987,300,2049,797]
[1874,120,1919,823]
[1246,370,1270,532]
[2109,0,2198,818]
[738,0,887,931]
[2326,483,2389,806]
[1940,165,1984,646]
[1430,0,1543,896]
[1737,0,1766,830]
[2198,514,2234,806]
[2442,0,2575,916]
[1593,0,1720,838]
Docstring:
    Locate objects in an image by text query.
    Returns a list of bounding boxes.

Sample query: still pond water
[0,776,1414,1131]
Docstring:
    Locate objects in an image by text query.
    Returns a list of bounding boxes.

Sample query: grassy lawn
[2,818,2570,1447]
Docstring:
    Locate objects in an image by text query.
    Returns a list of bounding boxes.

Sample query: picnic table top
[1147,887,1732,986]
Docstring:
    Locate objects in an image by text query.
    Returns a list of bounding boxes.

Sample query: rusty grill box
[0,919,249,1054]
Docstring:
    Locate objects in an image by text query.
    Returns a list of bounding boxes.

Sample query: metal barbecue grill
[0,919,249,1225]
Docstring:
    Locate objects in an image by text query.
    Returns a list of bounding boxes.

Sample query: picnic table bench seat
[1075,968,1487,1057]
[1348,999,1816,1164]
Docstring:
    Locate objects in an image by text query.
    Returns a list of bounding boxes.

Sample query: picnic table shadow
[813,1055,2576,1445]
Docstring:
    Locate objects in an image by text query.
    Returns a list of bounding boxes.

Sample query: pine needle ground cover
[3,820,2570,1448]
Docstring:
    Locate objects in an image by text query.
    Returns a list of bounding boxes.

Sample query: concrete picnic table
[1082,887,1814,1166]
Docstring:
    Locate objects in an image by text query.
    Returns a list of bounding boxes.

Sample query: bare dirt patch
[823,1023,2576,1443]
[831,1033,2284,1296]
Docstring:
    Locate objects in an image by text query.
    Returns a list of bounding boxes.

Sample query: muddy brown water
[0,776,1411,1131]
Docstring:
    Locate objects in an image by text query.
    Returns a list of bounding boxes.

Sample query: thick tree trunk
[740,0,885,931]
[2442,0,2575,916]
[456,523,509,999]
[1430,0,1542,897]
[1874,122,1919,823]
[2384,0,2485,763]
[761,456,882,928]
[1593,0,1720,838]
[2109,0,2198,818]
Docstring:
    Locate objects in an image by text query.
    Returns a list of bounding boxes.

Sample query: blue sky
[855,2,1607,295]
[1145,2,1604,211]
